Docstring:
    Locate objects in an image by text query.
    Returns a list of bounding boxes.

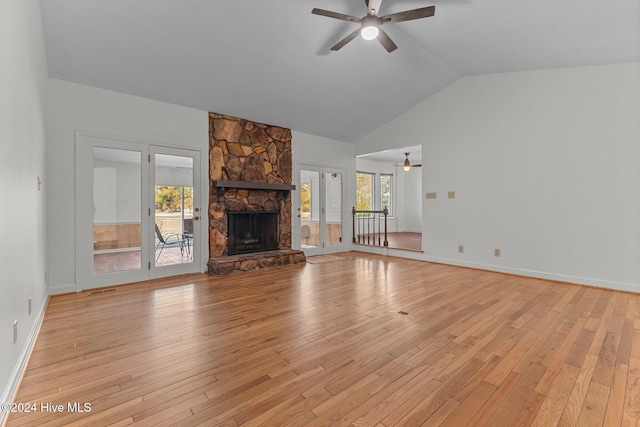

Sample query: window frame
[380,173,393,217]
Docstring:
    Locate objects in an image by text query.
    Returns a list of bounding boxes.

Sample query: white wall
[402,167,422,233]
[0,0,49,416]
[356,63,640,291]
[292,132,356,251]
[46,79,209,294]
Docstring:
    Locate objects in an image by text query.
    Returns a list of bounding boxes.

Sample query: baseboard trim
[420,256,640,293]
[49,282,75,295]
[0,297,48,427]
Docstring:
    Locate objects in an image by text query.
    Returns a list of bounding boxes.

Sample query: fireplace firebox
[227,211,279,255]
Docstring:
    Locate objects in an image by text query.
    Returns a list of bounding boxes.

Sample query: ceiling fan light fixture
[403,153,411,171]
[361,15,379,40]
[361,25,379,40]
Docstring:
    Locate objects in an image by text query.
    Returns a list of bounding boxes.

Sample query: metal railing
[352,206,388,247]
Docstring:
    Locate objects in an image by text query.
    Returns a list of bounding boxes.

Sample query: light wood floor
[7,252,640,426]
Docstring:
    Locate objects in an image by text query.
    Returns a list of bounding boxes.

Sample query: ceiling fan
[311,0,435,52]
[395,152,422,171]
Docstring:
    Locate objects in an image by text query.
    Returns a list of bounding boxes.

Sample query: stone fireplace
[207,112,305,275]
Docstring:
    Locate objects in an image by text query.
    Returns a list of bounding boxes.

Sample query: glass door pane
[76,135,150,291]
[325,172,342,247]
[153,153,194,267]
[299,169,321,250]
[92,147,142,274]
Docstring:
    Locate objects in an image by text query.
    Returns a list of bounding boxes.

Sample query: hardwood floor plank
[617,318,634,365]
[354,359,452,426]
[466,372,521,425]
[452,355,502,402]
[622,356,640,426]
[513,391,547,427]
[534,317,586,395]
[423,397,459,426]
[592,331,621,387]
[577,381,610,426]
[603,362,628,427]
[565,328,596,368]
[631,330,640,360]
[531,363,580,426]
[310,373,380,422]
[6,252,640,426]
[394,357,486,425]
[440,380,497,427]
[336,363,415,425]
[484,362,547,427]
[484,310,558,386]
[380,378,442,426]
[558,354,598,427]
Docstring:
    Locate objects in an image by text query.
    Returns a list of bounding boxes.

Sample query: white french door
[75,133,201,291]
[296,165,346,256]
[150,145,201,279]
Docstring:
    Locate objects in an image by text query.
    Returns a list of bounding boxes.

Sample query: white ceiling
[40,0,640,143]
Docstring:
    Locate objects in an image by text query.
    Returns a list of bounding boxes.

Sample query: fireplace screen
[227,211,279,255]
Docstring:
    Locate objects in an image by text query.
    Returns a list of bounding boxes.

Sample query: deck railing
[352,206,389,247]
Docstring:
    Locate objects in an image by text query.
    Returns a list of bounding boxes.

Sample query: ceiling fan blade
[380,6,435,23]
[311,8,361,23]
[377,28,397,52]
[365,0,383,16]
[331,28,362,51]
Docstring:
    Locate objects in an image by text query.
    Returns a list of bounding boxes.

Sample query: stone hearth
[208,249,306,276]
[207,112,305,275]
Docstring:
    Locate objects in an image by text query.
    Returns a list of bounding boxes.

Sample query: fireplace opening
[227,211,279,255]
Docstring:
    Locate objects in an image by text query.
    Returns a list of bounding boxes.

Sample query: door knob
[194,216,200,221]
[195,207,200,212]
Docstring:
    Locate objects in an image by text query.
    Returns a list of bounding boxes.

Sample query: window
[356,172,374,213]
[300,181,311,219]
[380,174,392,216]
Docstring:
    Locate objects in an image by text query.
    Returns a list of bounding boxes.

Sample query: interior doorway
[355,146,423,251]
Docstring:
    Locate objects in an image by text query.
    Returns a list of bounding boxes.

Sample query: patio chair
[182,218,194,258]
[154,223,185,261]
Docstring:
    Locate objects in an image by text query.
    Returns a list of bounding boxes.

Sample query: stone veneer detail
[208,112,305,274]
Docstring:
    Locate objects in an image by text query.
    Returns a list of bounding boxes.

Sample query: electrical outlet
[13,320,18,345]
[495,248,501,257]
[28,297,32,316]
[458,245,464,253]
[426,192,437,199]
[448,191,455,199]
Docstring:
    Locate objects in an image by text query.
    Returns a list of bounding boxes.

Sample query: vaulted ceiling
[40,0,640,143]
